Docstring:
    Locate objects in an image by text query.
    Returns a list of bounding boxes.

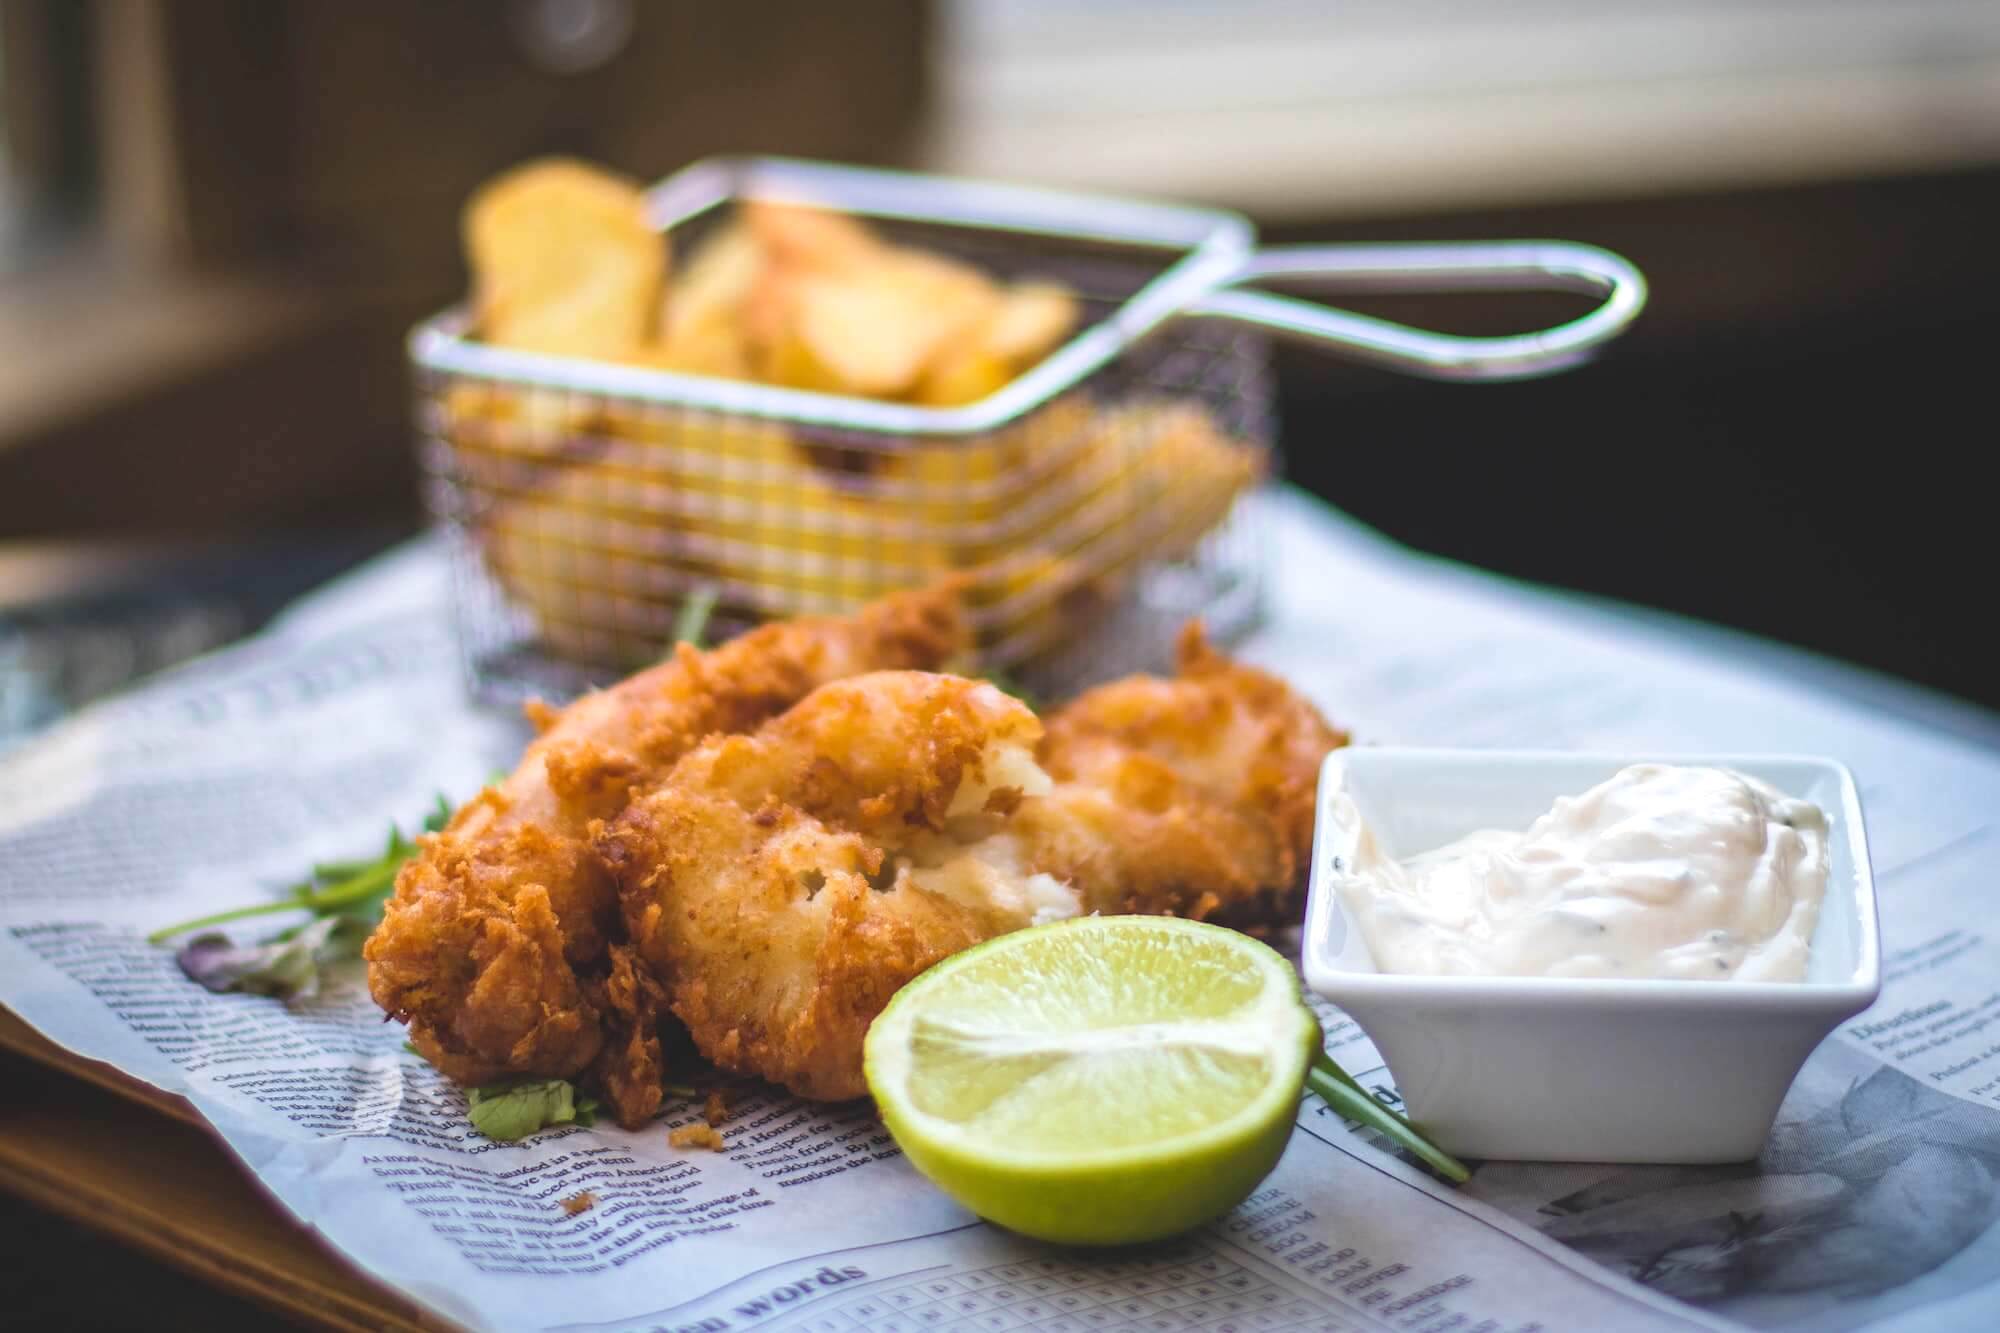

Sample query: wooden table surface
[0,1009,449,1332]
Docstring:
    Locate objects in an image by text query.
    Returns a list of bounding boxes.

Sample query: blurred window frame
[925,0,2000,222]
[0,0,929,539]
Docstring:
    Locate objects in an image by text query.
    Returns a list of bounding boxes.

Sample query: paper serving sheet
[3,487,1997,1333]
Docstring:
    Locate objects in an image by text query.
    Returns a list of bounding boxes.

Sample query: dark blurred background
[3,0,1998,726]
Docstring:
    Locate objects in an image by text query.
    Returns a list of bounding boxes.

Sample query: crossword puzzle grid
[783,1250,1353,1333]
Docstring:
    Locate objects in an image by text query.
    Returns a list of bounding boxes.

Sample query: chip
[741,198,883,273]
[646,223,764,379]
[769,252,1000,397]
[984,280,1081,367]
[464,158,666,360]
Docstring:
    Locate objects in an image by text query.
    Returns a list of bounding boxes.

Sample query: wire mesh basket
[411,158,1644,705]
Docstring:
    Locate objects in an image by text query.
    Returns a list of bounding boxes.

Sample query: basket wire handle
[1185,241,1647,382]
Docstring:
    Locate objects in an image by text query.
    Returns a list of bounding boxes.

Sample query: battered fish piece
[1020,622,1347,927]
[597,673,1070,1101]
[597,628,1345,1101]
[364,586,968,1115]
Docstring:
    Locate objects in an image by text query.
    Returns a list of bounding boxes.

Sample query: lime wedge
[864,915,1320,1245]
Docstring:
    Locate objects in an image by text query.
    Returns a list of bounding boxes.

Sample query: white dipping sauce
[1333,764,1830,981]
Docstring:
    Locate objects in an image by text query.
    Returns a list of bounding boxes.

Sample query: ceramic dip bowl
[1301,749,1881,1163]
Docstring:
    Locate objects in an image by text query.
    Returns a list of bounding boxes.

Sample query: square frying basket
[410,157,1645,705]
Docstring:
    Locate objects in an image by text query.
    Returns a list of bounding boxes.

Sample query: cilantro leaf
[467,1079,587,1142]
[176,916,369,1003]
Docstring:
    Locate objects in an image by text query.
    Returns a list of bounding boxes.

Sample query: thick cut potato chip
[984,281,1082,367]
[742,199,883,273]
[624,336,751,381]
[465,159,666,360]
[444,382,604,454]
[518,410,955,617]
[441,381,617,504]
[911,280,1082,406]
[480,453,683,666]
[730,201,1025,400]
[644,224,763,378]
[465,173,1082,407]
[911,344,1016,407]
[768,252,1000,398]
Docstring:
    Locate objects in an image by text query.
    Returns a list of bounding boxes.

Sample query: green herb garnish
[1307,1052,1469,1184]
[468,1078,599,1142]
[177,916,372,1003]
[672,585,720,650]
[153,795,453,1002]
[150,795,451,946]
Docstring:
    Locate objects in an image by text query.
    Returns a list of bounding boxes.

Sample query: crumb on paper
[703,1089,732,1127]
[671,1123,726,1151]
[560,1191,596,1216]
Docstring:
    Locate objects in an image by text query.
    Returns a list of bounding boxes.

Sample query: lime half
[864,915,1320,1246]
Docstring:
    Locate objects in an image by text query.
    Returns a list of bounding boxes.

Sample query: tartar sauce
[1333,764,1830,982]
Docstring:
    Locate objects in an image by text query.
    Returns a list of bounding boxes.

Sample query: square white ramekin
[1301,749,1881,1164]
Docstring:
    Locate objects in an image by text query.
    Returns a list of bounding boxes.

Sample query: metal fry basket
[410,157,1645,704]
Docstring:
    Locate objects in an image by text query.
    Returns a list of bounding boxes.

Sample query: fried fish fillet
[363,585,968,1112]
[596,626,1345,1102]
[597,673,1059,1101]
[1019,621,1344,926]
